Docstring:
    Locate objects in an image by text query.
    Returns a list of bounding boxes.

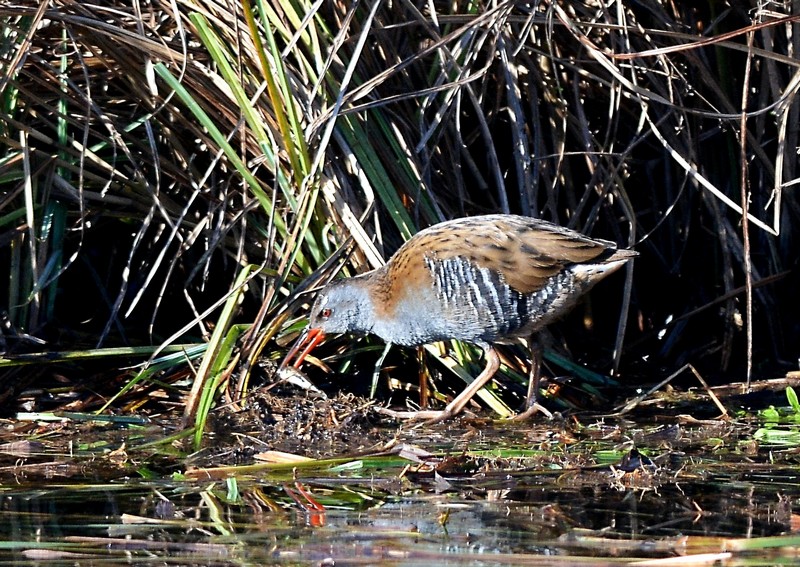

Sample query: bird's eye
[320,307,332,319]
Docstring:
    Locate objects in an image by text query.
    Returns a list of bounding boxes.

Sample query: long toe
[511,402,554,421]
[373,406,474,423]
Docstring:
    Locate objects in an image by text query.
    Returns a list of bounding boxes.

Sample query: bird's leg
[425,344,500,423]
[375,342,500,423]
[512,336,553,420]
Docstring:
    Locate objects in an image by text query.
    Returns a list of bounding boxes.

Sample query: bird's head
[279,278,375,370]
[307,279,374,335]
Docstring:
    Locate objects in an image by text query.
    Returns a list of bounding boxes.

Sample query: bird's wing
[390,216,614,295]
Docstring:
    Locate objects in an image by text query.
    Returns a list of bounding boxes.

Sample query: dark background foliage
[1,1,798,414]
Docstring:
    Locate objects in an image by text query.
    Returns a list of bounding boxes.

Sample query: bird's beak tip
[279,327,326,369]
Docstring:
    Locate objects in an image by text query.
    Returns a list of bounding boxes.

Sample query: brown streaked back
[385,215,619,299]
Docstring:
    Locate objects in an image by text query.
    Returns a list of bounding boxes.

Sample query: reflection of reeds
[1,2,796,434]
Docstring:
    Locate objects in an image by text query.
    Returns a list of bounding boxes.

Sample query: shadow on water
[3,388,800,566]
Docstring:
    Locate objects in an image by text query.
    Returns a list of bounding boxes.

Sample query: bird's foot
[373,406,472,424]
[511,402,553,421]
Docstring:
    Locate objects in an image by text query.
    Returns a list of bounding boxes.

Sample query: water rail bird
[281,214,637,422]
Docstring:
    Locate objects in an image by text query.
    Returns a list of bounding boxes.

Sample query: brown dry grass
[0,1,798,419]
